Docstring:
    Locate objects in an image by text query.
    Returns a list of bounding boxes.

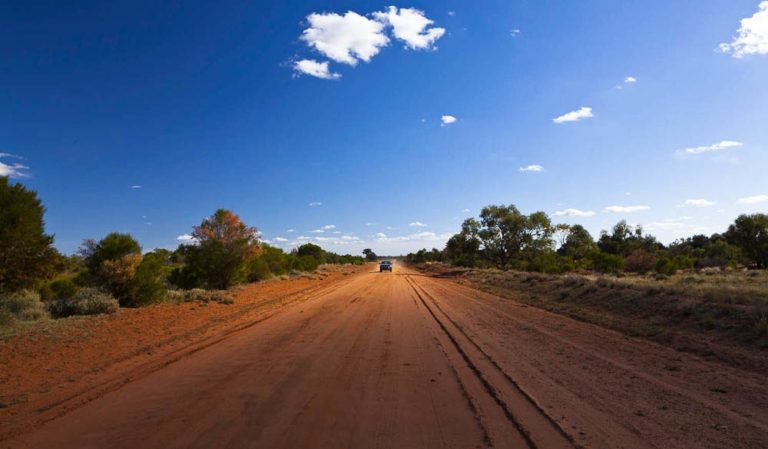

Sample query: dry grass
[417,264,768,369]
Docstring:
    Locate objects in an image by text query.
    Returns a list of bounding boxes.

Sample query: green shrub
[590,252,625,274]
[50,277,79,299]
[0,290,48,321]
[166,289,231,304]
[247,257,272,282]
[655,257,676,275]
[49,287,119,317]
[123,252,166,307]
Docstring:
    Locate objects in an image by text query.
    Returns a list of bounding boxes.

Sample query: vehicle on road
[379,260,393,272]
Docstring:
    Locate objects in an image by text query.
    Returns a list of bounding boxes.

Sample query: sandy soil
[2,265,767,448]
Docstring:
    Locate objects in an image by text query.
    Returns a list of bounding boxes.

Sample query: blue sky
[2,1,767,255]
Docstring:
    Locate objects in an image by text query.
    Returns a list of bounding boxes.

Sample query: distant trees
[408,203,767,275]
[0,177,59,292]
[363,248,377,261]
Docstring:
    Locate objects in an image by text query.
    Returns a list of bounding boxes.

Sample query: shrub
[123,252,166,307]
[167,289,231,304]
[625,249,657,273]
[247,257,272,282]
[590,252,625,274]
[655,257,676,276]
[50,277,79,299]
[49,287,119,317]
[0,290,48,321]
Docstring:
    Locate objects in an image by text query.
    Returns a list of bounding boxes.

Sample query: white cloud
[312,224,337,233]
[737,194,768,205]
[510,29,521,37]
[605,205,650,213]
[301,11,389,65]
[308,202,322,207]
[177,234,196,243]
[462,208,471,213]
[293,59,341,79]
[554,208,596,217]
[624,76,637,84]
[375,232,387,238]
[286,229,295,233]
[0,161,28,178]
[684,199,716,207]
[130,185,143,189]
[274,237,289,242]
[408,221,427,227]
[447,11,456,17]
[553,107,594,124]
[519,164,543,172]
[676,140,743,155]
[719,1,768,58]
[440,115,457,126]
[365,222,377,226]
[373,7,445,50]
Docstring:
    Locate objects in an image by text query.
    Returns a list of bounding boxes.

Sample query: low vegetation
[0,177,364,333]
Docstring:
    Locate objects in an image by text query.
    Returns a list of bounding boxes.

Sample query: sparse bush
[49,287,118,317]
[0,290,48,321]
[167,288,232,304]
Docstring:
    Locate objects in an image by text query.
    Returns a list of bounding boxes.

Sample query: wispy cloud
[519,164,543,172]
[554,208,596,217]
[737,194,768,205]
[553,107,593,124]
[130,185,143,189]
[684,199,716,207]
[375,231,451,242]
[0,153,29,178]
[312,224,337,233]
[293,59,341,79]
[719,1,768,58]
[373,7,446,50]
[308,202,322,207]
[510,29,521,37]
[274,237,289,242]
[675,140,743,156]
[440,115,457,126]
[408,221,427,227]
[605,205,650,213]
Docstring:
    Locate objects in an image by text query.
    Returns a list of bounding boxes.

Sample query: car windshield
[381,261,391,264]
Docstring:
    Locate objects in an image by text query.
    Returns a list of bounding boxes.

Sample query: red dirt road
[3,266,768,449]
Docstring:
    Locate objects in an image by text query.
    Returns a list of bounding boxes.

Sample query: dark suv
[379,260,393,272]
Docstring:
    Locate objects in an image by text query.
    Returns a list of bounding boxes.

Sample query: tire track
[405,274,577,449]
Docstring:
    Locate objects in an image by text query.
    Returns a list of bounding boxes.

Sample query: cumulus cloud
[440,115,457,126]
[554,208,596,217]
[373,6,446,50]
[301,11,389,65]
[737,194,768,205]
[375,232,387,238]
[605,205,650,213]
[519,164,543,172]
[293,59,341,79]
[719,1,768,58]
[408,221,427,227]
[308,202,322,207]
[684,199,716,207]
[624,76,637,84]
[375,231,451,242]
[676,140,743,155]
[177,234,196,243]
[553,107,594,124]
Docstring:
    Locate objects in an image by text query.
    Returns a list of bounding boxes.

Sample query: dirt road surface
[3,266,767,449]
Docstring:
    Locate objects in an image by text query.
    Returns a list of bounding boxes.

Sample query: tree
[476,204,554,268]
[598,221,660,256]
[726,214,768,268]
[362,248,377,261]
[0,177,59,291]
[557,224,596,260]
[296,243,326,264]
[444,218,481,267]
[81,233,142,277]
[185,209,261,289]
